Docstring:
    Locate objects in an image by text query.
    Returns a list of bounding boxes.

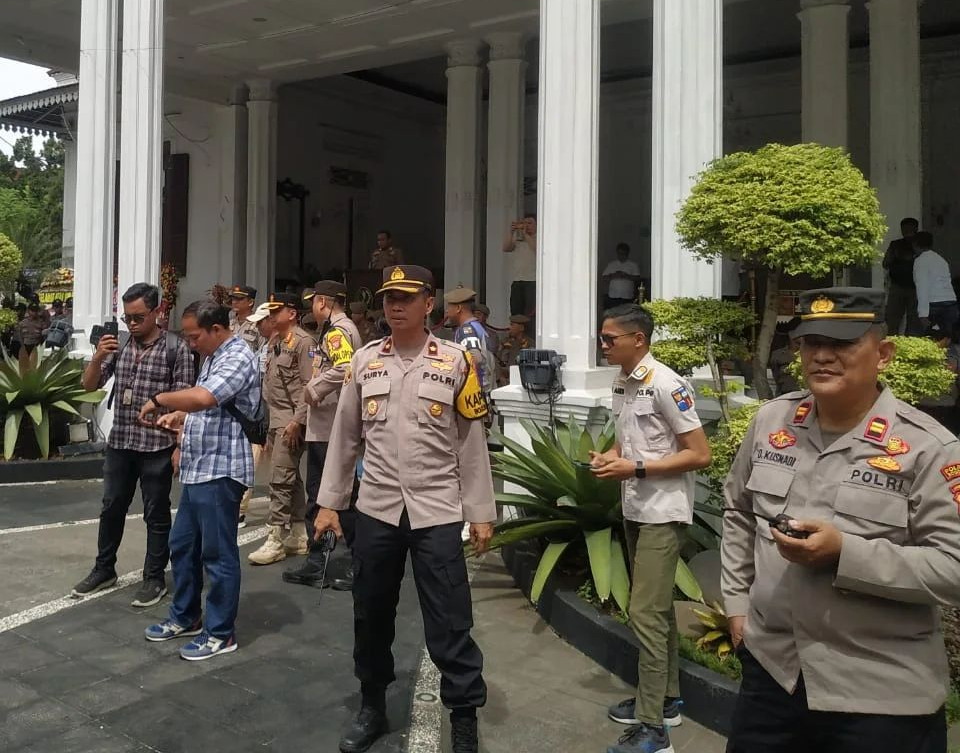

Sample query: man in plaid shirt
[139,299,260,661]
[73,283,195,608]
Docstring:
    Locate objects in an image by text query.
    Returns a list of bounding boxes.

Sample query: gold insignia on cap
[810,296,835,314]
[390,267,405,281]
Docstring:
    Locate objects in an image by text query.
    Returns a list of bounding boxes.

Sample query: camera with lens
[89,319,118,347]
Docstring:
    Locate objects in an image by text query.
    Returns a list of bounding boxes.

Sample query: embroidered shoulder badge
[864,417,889,443]
[941,463,960,482]
[884,437,910,456]
[950,483,960,508]
[867,456,901,473]
[671,386,694,412]
[792,402,812,424]
[427,341,439,357]
[769,429,797,450]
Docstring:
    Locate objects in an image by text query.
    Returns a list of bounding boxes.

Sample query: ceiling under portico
[0,0,958,104]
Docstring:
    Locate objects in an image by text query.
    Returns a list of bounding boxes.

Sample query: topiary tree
[644,297,755,422]
[676,143,886,399]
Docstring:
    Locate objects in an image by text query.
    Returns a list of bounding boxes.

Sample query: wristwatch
[634,460,646,479]
[150,393,163,409]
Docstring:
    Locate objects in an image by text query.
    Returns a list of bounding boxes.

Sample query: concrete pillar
[869,0,922,286]
[72,0,118,337]
[245,78,277,297]
[484,32,526,326]
[220,87,248,287]
[799,0,850,147]
[61,137,77,267]
[443,39,483,293]
[651,0,723,301]
[116,0,164,300]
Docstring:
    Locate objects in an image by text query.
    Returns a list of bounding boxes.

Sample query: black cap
[792,287,886,341]
[265,292,301,311]
[376,265,434,295]
[228,285,257,300]
[303,280,347,301]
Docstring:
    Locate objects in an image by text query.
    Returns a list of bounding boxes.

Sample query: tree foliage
[0,232,24,289]
[676,143,886,399]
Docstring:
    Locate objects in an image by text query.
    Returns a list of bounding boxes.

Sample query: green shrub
[678,634,742,681]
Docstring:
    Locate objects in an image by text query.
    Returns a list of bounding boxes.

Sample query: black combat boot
[281,552,327,588]
[339,686,387,753]
[450,709,478,753]
[331,561,354,591]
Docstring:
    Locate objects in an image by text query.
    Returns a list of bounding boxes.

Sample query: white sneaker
[284,521,309,555]
[248,526,286,565]
[237,514,247,530]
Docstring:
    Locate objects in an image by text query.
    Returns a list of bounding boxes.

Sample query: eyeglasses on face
[121,311,153,325]
[599,331,640,347]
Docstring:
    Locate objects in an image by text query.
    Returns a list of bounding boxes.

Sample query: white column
[536,0,600,376]
[116,0,164,300]
[72,0,118,337]
[245,78,277,297]
[799,0,850,146]
[219,86,248,287]
[869,0,922,286]
[484,32,526,325]
[651,0,723,301]
[443,40,483,292]
[61,137,78,266]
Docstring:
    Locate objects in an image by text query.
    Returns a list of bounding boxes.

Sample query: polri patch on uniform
[671,386,694,412]
[950,483,960,509]
[367,399,379,416]
[942,463,960,482]
[867,456,901,473]
[769,429,797,450]
[328,333,343,350]
[792,402,812,424]
[884,437,910,456]
[864,417,889,443]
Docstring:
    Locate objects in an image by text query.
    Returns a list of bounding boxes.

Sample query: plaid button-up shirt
[180,336,261,487]
[99,333,196,453]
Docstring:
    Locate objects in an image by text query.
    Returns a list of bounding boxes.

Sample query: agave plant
[0,348,105,459]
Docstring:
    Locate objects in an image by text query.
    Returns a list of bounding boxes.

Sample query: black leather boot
[331,562,354,591]
[339,706,387,753]
[281,554,327,588]
[450,711,478,753]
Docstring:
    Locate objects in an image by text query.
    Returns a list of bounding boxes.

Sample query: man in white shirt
[913,231,959,336]
[503,213,537,317]
[602,243,642,309]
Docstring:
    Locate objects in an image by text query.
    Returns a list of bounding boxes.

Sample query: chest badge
[431,361,454,372]
[867,456,901,473]
[864,416,889,443]
[768,429,797,450]
[429,403,443,417]
[792,402,812,424]
[366,361,384,370]
[884,436,911,456]
[442,354,455,363]
[367,399,379,416]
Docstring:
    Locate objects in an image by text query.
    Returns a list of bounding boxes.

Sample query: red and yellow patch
[792,402,812,425]
[328,333,343,350]
[884,437,910,456]
[768,429,797,450]
[942,463,960,482]
[864,417,889,443]
[867,456,901,473]
[950,484,960,507]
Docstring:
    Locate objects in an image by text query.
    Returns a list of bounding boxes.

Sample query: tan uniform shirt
[722,387,960,715]
[497,335,532,386]
[230,316,263,354]
[613,353,702,524]
[317,333,495,529]
[263,326,314,429]
[305,312,362,443]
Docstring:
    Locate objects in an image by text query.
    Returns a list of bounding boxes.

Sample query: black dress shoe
[331,563,354,591]
[281,557,328,588]
[339,706,387,753]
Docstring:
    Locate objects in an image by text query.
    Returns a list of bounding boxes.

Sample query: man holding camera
[248,292,314,565]
[72,283,196,608]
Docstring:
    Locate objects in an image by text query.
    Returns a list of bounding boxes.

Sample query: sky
[0,57,58,157]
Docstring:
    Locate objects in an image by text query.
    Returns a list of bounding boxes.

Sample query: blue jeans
[168,477,244,639]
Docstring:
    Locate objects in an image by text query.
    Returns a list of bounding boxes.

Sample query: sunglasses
[599,331,640,347]
[121,311,153,324]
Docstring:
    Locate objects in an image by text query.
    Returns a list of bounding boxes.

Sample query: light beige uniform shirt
[722,387,960,715]
[263,326,314,429]
[230,316,263,354]
[305,312,362,443]
[613,352,702,524]
[317,333,495,529]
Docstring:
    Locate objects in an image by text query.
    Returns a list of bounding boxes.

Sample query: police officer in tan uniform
[723,287,960,753]
[228,285,263,353]
[496,314,532,387]
[248,292,315,565]
[283,280,362,589]
[314,265,494,753]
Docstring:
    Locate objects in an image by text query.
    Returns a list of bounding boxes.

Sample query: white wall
[275,76,445,282]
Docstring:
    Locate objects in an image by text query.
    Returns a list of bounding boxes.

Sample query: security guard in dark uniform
[315,265,495,753]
